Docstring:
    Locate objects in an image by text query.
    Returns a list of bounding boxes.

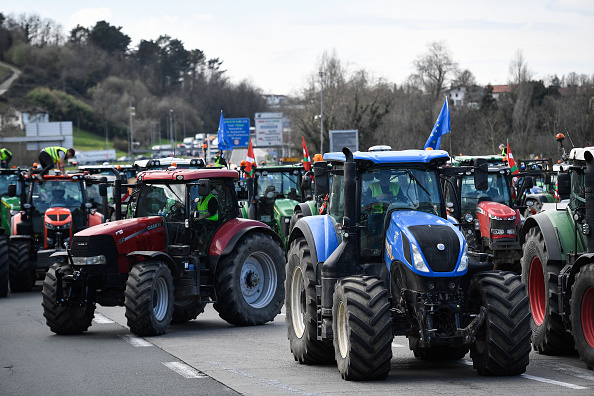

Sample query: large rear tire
[125,261,174,336]
[285,237,334,364]
[42,262,95,334]
[469,271,531,376]
[570,264,594,369]
[333,276,392,381]
[521,227,574,353]
[8,239,33,292]
[171,297,206,323]
[288,209,304,235]
[0,236,8,297]
[214,233,285,326]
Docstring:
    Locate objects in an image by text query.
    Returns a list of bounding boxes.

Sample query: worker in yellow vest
[369,172,400,206]
[35,146,75,181]
[0,147,12,168]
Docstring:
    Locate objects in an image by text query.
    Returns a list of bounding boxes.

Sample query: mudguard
[520,209,583,262]
[294,202,314,218]
[289,214,340,264]
[385,210,467,277]
[212,218,281,256]
[126,250,180,278]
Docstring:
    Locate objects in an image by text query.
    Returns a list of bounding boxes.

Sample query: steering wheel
[169,203,184,220]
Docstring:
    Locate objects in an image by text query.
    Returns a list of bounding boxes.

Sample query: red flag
[302,137,311,171]
[507,139,519,175]
[245,138,255,178]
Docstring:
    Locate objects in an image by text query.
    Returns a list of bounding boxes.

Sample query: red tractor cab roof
[138,168,239,182]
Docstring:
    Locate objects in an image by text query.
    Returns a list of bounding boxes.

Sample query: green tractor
[520,146,594,369]
[242,164,312,247]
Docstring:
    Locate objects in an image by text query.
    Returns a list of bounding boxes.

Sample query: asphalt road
[1,285,593,396]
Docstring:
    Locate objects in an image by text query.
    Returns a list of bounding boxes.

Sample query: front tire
[333,276,392,381]
[214,233,285,326]
[469,271,531,376]
[521,227,574,353]
[8,239,33,292]
[285,237,334,364]
[570,264,594,369]
[42,262,95,334]
[0,236,8,297]
[125,261,174,336]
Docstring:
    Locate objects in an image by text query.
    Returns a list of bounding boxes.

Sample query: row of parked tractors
[0,141,592,381]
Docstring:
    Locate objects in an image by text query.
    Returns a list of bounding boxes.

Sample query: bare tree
[412,41,459,99]
[452,69,476,87]
[508,49,532,85]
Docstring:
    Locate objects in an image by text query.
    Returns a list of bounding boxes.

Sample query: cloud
[549,0,594,16]
[68,8,112,29]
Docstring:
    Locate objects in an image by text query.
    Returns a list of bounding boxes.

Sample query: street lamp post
[129,104,135,158]
[319,71,324,154]
[169,109,174,156]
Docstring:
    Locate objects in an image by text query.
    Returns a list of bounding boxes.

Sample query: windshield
[361,167,442,216]
[256,171,300,199]
[135,183,186,218]
[460,172,510,214]
[0,173,19,196]
[32,180,84,210]
[569,169,585,213]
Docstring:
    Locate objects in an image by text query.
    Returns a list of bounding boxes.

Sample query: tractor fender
[520,212,563,262]
[294,202,313,218]
[213,218,282,257]
[126,250,181,279]
[288,214,340,264]
[565,253,594,293]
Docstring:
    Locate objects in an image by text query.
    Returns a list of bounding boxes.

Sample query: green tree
[88,21,130,54]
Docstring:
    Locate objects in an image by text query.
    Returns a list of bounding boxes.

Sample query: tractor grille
[408,225,460,272]
[71,234,119,273]
[47,214,70,221]
[491,218,515,231]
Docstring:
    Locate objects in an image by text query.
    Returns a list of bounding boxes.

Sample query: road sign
[224,118,250,148]
[255,113,283,147]
[329,129,359,153]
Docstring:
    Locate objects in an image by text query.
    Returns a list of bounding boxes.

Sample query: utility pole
[319,71,324,154]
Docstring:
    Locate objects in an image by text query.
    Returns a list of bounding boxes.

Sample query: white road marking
[521,374,588,390]
[118,334,153,347]
[208,361,318,396]
[93,313,114,324]
[392,343,406,348]
[163,362,207,378]
[556,364,594,382]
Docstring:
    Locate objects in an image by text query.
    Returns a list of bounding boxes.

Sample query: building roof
[490,85,511,93]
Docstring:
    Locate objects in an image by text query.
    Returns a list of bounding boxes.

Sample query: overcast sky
[3,0,593,95]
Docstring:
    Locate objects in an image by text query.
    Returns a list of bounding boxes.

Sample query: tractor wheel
[285,237,334,364]
[288,209,304,234]
[469,271,531,376]
[521,226,574,353]
[8,239,33,292]
[408,337,469,361]
[125,261,174,336]
[42,262,95,334]
[214,233,285,326]
[333,276,393,381]
[570,264,594,369]
[171,296,206,323]
[0,236,9,297]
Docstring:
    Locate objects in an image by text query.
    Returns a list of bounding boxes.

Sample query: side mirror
[473,158,488,191]
[523,176,534,190]
[313,161,329,196]
[7,184,16,197]
[301,177,312,191]
[557,173,570,197]
[197,179,210,197]
[99,184,108,197]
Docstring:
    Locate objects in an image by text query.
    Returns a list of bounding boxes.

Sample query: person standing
[213,150,227,168]
[0,147,12,168]
[34,146,75,181]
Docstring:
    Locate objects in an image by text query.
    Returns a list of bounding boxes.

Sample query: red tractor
[42,167,285,336]
[7,171,115,292]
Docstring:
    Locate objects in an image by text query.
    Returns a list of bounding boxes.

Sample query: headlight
[491,229,505,235]
[72,255,107,265]
[488,214,504,220]
[411,243,429,272]
[464,213,473,223]
[507,229,516,235]
[458,243,468,272]
[63,222,71,229]
[45,222,56,230]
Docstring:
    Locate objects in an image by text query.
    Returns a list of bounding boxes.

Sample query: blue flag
[423,97,450,150]
[217,110,231,151]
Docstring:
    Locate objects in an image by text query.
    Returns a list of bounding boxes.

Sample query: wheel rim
[582,287,594,347]
[290,267,306,338]
[529,255,546,326]
[240,252,278,308]
[153,276,168,321]
[337,301,349,358]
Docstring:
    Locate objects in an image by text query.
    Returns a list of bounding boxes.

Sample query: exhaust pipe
[320,147,360,337]
[584,150,594,253]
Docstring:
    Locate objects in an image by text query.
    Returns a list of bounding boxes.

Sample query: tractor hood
[477,201,517,219]
[385,210,467,276]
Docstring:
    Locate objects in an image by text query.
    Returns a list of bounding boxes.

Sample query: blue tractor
[286,147,531,380]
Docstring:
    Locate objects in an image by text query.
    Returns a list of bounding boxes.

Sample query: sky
[2,0,593,95]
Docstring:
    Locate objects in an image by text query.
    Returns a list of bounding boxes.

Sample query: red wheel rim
[581,287,594,347]
[529,256,546,326]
